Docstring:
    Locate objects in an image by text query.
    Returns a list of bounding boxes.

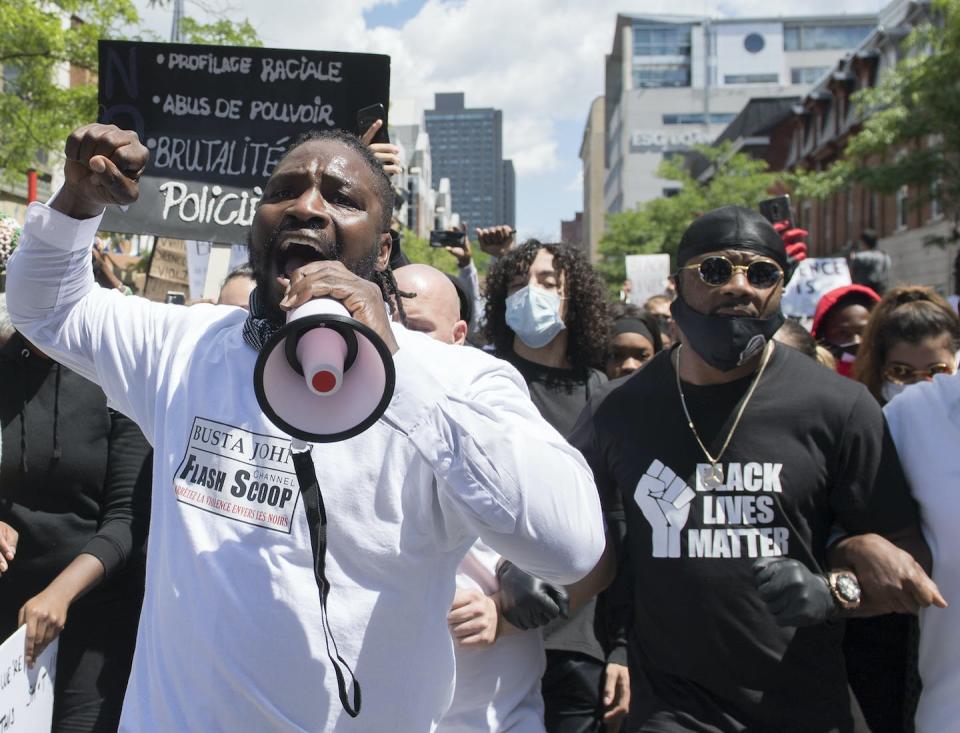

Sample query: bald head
[393,264,467,345]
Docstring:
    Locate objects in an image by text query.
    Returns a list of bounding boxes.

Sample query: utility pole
[170,0,184,42]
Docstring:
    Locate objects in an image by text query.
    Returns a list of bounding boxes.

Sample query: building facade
[600,12,876,215]
[560,212,584,250]
[502,160,516,231]
[388,99,461,238]
[425,92,515,230]
[761,1,950,292]
[579,96,607,262]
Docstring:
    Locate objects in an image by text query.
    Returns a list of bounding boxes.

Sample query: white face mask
[505,284,566,349]
[881,380,908,403]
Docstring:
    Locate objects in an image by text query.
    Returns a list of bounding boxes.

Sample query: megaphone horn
[254,298,396,443]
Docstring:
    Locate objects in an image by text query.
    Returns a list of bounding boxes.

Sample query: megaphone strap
[290,448,362,718]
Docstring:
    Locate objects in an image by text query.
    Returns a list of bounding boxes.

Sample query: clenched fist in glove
[753,557,834,627]
[496,560,570,630]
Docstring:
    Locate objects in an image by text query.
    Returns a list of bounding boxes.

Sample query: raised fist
[60,124,149,216]
[634,460,695,558]
[773,220,808,284]
[475,225,515,258]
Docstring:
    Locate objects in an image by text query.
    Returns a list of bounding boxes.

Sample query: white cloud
[136,0,883,228]
[566,169,583,194]
[157,0,880,175]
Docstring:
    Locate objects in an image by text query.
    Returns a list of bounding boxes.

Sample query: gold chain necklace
[674,341,774,488]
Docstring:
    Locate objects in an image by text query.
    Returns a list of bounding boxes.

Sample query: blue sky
[363,0,427,29]
[134,0,883,240]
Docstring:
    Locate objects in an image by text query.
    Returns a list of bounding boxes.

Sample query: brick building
[710,0,953,293]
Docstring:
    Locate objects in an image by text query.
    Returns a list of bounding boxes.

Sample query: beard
[247,224,382,324]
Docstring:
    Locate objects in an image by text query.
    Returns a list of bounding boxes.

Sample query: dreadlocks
[373,266,415,327]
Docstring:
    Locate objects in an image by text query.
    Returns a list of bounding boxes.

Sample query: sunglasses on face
[679,256,783,289]
[883,362,955,385]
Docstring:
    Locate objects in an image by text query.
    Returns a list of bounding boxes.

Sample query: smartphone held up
[429,230,466,248]
[758,195,793,228]
[356,103,389,145]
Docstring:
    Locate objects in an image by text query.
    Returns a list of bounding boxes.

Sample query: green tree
[398,229,492,277]
[0,0,138,185]
[177,16,261,46]
[794,0,960,244]
[597,144,780,292]
[0,0,260,186]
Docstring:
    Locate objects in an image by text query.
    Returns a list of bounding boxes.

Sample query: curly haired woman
[484,240,628,732]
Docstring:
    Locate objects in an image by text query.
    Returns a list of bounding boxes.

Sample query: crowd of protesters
[0,120,957,733]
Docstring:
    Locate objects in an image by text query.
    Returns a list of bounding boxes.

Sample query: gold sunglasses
[679,256,783,289]
[883,363,955,385]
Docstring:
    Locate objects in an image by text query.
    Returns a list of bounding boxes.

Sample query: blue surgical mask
[505,285,566,349]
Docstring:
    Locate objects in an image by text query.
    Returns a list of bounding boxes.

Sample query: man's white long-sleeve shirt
[6,202,605,732]
[884,377,960,733]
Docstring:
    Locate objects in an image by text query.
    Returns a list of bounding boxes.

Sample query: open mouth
[274,238,337,279]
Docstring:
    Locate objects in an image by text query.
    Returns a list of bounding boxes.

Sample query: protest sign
[781,257,852,318]
[625,254,671,305]
[0,627,57,732]
[144,238,190,301]
[186,241,250,300]
[98,41,390,243]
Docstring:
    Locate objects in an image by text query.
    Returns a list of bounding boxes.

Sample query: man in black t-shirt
[570,206,943,733]
[484,240,628,732]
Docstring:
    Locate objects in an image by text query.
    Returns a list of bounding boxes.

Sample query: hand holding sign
[361,120,402,176]
[18,587,69,667]
[54,124,149,219]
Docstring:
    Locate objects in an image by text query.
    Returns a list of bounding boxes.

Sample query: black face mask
[671,295,784,372]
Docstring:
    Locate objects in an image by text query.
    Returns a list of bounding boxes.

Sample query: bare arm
[828,528,947,616]
[566,534,616,613]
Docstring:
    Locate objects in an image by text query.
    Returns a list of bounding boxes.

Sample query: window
[896,185,909,230]
[662,112,737,125]
[931,179,943,220]
[784,24,873,51]
[784,27,801,51]
[1,62,21,93]
[846,186,854,242]
[802,25,873,50]
[663,188,681,198]
[802,200,815,249]
[790,67,830,84]
[744,33,765,53]
[724,73,779,85]
[633,24,692,57]
[633,65,690,88]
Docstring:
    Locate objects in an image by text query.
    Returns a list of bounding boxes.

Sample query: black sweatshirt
[500,351,627,665]
[0,332,151,625]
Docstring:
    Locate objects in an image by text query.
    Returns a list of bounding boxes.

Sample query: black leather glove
[753,557,834,627]
[496,560,570,631]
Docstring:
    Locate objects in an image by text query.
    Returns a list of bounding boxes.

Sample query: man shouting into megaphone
[6,124,612,732]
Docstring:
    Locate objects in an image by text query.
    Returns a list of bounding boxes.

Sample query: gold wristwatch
[826,570,861,611]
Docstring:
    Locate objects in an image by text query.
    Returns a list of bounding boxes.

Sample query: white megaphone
[253,298,396,442]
